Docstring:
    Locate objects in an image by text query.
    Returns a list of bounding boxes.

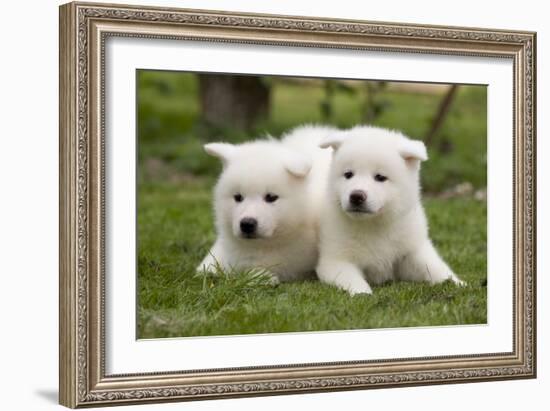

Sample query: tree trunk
[425,84,459,147]
[198,74,270,132]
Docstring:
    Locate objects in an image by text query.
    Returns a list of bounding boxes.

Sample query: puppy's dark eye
[374,174,388,182]
[234,194,244,202]
[344,171,354,179]
[264,193,279,203]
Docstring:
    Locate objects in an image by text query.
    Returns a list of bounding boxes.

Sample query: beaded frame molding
[59,1,536,408]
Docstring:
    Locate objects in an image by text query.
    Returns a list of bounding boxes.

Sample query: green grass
[137,180,487,339]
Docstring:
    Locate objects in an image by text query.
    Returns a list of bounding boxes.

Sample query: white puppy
[198,125,334,282]
[317,126,462,295]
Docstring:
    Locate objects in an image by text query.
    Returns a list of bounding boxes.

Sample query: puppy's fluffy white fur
[198,125,334,282]
[316,126,463,295]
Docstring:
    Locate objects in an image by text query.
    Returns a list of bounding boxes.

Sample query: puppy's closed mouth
[240,233,260,239]
[346,207,372,214]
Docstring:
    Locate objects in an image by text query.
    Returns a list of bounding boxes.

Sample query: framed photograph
[59,1,536,408]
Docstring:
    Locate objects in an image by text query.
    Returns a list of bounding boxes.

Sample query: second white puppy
[317,126,463,295]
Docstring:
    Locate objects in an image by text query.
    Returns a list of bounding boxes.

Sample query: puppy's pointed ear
[319,132,346,150]
[398,139,428,163]
[204,143,236,165]
[283,151,312,178]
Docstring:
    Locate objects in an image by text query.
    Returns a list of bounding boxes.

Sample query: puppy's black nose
[240,218,257,234]
[349,190,367,206]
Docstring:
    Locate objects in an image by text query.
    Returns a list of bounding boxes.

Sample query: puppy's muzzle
[240,217,258,237]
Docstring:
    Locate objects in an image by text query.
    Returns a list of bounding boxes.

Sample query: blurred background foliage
[137,70,487,193]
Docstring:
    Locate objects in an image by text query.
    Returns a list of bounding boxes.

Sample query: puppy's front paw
[347,281,373,296]
[337,272,373,295]
[250,268,280,286]
[267,275,280,286]
[196,262,214,276]
[451,276,466,287]
[317,260,372,296]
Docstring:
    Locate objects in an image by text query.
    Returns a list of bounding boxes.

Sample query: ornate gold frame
[59,1,536,408]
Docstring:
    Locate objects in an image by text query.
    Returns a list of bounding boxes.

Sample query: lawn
[136,71,487,338]
[137,179,486,338]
